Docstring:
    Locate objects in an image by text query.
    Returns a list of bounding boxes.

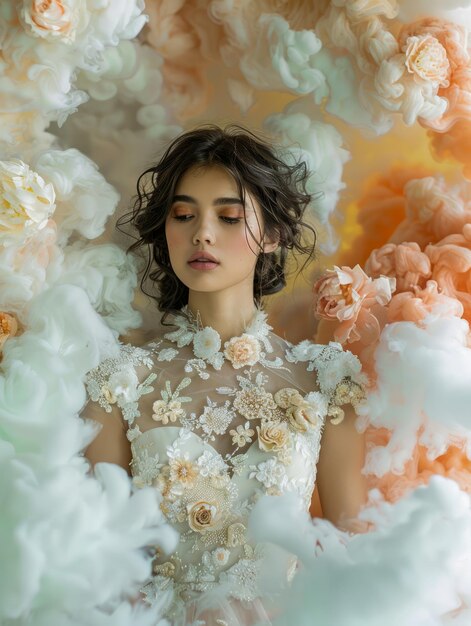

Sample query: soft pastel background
[2,1,471,624]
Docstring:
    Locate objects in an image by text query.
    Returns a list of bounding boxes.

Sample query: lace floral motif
[84,306,367,621]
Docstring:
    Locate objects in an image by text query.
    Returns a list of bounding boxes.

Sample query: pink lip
[188,260,219,270]
[188,251,219,263]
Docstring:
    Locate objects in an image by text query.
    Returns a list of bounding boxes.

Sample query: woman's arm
[82,400,132,475]
[316,403,367,532]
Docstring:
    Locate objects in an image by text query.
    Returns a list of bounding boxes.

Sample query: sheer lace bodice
[84,307,366,624]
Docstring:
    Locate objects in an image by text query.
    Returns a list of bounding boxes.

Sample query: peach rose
[21,0,87,43]
[399,18,470,133]
[257,421,290,452]
[404,34,450,87]
[313,265,395,344]
[387,280,464,324]
[286,402,318,432]
[224,334,261,369]
[187,501,220,533]
[365,242,431,292]
[0,312,19,350]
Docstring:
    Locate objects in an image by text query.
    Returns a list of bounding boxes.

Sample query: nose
[192,216,215,246]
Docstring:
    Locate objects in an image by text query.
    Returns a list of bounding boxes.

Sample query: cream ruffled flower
[193,326,221,360]
[187,501,220,533]
[0,159,56,241]
[274,388,304,409]
[152,399,185,424]
[286,402,319,432]
[224,333,261,369]
[404,34,450,87]
[257,421,290,452]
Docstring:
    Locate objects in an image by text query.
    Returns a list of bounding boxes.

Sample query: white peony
[0,159,56,243]
[193,327,221,360]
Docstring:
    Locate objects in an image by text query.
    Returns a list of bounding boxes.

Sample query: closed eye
[172,214,193,221]
[220,216,242,224]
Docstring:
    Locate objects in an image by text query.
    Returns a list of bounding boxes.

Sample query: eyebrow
[172,194,244,207]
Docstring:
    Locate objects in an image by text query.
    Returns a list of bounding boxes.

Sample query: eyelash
[172,215,242,224]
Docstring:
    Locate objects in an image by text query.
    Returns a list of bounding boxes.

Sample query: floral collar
[163,306,280,370]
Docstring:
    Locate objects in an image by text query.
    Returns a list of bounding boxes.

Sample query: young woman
[83,125,367,625]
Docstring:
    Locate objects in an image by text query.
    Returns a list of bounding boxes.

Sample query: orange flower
[313,265,395,344]
[365,242,431,293]
[425,224,471,322]
[387,280,464,324]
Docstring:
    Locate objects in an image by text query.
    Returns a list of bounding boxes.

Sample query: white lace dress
[85,308,366,626]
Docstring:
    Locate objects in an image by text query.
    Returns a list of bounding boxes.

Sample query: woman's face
[165,165,276,296]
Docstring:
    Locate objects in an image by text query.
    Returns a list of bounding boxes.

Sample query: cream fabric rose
[0,159,56,241]
[257,421,290,452]
[274,387,304,409]
[21,0,88,43]
[286,402,319,432]
[187,501,219,533]
[224,333,261,369]
[405,34,450,87]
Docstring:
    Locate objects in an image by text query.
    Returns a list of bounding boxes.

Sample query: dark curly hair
[117,123,318,318]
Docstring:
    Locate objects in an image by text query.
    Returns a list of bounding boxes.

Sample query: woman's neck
[187,290,259,343]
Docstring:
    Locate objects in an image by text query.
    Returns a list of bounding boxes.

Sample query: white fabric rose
[108,365,139,403]
[193,327,221,360]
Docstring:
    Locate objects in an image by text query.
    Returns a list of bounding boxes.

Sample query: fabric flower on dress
[107,365,140,404]
[233,388,277,421]
[286,402,319,432]
[274,388,304,409]
[230,422,255,448]
[224,334,261,369]
[257,421,290,452]
[198,399,235,437]
[169,454,199,488]
[0,159,56,244]
[193,327,221,360]
[249,458,287,490]
[212,547,230,567]
[187,501,220,533]
[152,399,185,425]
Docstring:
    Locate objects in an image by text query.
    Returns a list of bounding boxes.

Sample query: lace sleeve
[84,343,157,428]
[285,340,368,425]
